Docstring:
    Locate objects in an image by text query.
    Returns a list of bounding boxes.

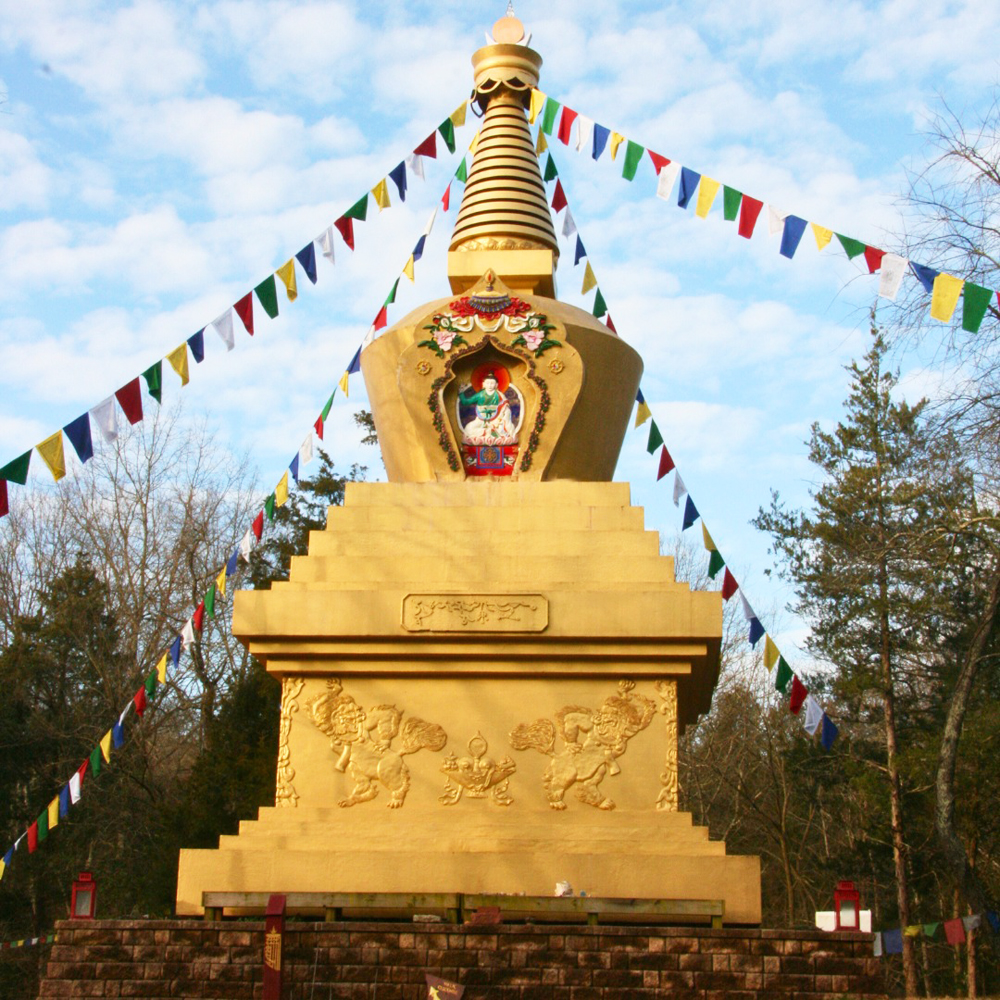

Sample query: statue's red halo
[469,364,510,393]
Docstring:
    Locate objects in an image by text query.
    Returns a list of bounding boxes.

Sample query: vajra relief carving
[275,678,305,808]
[655,679,679,812]
[307,679,447,809]
[440,732,516,806]
[509,680,656,811]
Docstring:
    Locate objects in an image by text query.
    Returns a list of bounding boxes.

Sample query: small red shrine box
[834,880,861,930]
[70,872,97,920]
[262,894,286,1000]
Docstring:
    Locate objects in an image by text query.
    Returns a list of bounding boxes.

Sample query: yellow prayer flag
[371,179,390,211]
[634,399,652,428]
[276,259,298,301]
[811,223,833,251]
[763,636,779,670]
[48,798,59,830]
[529,89,546,124]
[468,130,479,155]
[338,371,350,397]
[702,523,716,552]
[609,132,625,159]
[216,566,227,599]
[535,129,548,155]
[100,730,112,763]
[156,654,168,684]
[37,431,66,482]
[904,925,922,938]
[275,471,289,508]
[0,856,6,881]
[166,344,189,386]
[403,255,415,283]
[930,273,963,322]
[581,262,597,295]
[450,101,467,128]
[695,177,721,219]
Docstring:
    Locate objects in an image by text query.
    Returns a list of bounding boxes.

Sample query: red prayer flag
[551,179,567,213]
[442,183,451,212]
[657,446,675,480]
[27,822,38,853]
[789,675,808,714]
[737,196,764,239]
[252,511,264,541]
[314,415,324,440]
[863,246,885,273]
[77,759,89,786]
[557,106,578,145]
[133,686,147,718]
[647,150,670,175]
[115,378,143,425]
[373,305,388,331]
[192,600,206,632]
[413,133,437,158]
[605,314,617,333]
[233,293,254,335]
[721,568,739,600]
[334,215,354,250]
[944,918,967,945]
[0,479,7,518]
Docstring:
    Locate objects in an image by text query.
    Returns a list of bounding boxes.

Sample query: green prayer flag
[540,98,560,135]
[962,282,992,333]
[254,275,279,319]
[144,671,158,698]
[708,549,725,579]
[835,234,866,259]
[142,361,162,404]
[37,810,48,842]
[89,745,102,778]
[775,657,793,694]
[543,154,558,182]
[205,582,217,619]
[622,140,645,181]
[455,157,468,183]
[923,922,941,938]
[320,392,335,422]
[344,194,369,222]
[646,421,664,454]
[592,288,607,318]
[264,493,276,522]
[0,450,32,485]
[723,186,742,221]
[439,118,456,153]
[384,280,399,307]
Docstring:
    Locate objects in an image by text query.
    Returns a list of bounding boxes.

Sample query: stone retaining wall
[38,919,886,999]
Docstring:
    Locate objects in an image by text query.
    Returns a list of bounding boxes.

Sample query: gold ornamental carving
[264,930,282,970]
[440,732,516,806]
[655,679,679,812]
[455,237,551,253]
[510,680,656,811]
[275,678,304,808]
[306,679,447,809]
[402,594,547,632]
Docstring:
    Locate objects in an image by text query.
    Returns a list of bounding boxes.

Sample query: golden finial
[491,3,529,45]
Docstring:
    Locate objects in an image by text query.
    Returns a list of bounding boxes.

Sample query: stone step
[344,480,634,508]
[323,504,646,532]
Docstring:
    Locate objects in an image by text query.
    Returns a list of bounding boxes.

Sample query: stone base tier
[38,918,886,999]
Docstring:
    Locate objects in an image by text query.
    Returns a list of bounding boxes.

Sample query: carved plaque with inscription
[402,594,548,632]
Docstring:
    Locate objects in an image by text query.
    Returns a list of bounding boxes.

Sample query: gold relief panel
[402,594,547,633]
[306,678,447,809]
[440,732,516,806]
[510,680,656,811]
[655,679,679,812]
[275,678,304,808]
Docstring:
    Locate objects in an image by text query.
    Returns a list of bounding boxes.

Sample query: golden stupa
[175,11,761,925]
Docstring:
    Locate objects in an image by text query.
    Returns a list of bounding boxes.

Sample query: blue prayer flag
[779,216,808,259]
[290,454,300,484]
[59,786,70,818]
[388,162,407,202]
[574,236,586,265]
[882,928,903,955]
[225,549,238,576]
[636,388,646,405]
[295,243,317,285]
[187,328,205,363]
[63,413,94,464]
[592,123,610,160]
[748,617,765,647]
[347,346,362,375]
[682,495,699,530]
[412,234,427,262]
[169,635,182,667]
[677,167,701,209]
[2,847,12,867]
[910,262,939,293]
[112,722,125,749]
[986,911,999,934]
[821,713,839,750]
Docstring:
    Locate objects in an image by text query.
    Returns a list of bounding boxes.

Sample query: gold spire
[448,24,557,297]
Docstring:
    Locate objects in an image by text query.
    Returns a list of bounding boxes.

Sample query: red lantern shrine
[70,872,97,920]
[834,880,860,931]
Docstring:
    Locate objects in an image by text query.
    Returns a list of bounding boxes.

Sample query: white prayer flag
[673,471,687,507]
[656,161,681,201]
[180,618,196,651]
[361,324,376,351]
[318,227,336,265]
[422,207,438,236]
[739,592,755,623]
[803,696,824,735]
[69,771,82,804]
[118,700,133,726]
[212,310,235,351]
[405,153,425,181]
[878,253,908,300]
[562,207,577,239]
[91,397,118,444]
[767,205,786,237]
[575,115,594,153]
[873,933,882,957]
[239,529,253,562]
[963,914,982,932]
[299,433,314,468]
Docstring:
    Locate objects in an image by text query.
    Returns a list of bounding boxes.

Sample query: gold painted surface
[655,679,680,812]
[440,733,516,806]
[275,678,304,808]
[402,594,547,632]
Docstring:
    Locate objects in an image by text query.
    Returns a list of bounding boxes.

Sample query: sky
[1,0,998,668]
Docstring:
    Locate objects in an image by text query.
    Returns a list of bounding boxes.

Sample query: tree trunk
[967,907,977,998]
[935,563,1000,961]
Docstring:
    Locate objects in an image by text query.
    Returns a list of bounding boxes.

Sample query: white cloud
[0,127,52,210]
